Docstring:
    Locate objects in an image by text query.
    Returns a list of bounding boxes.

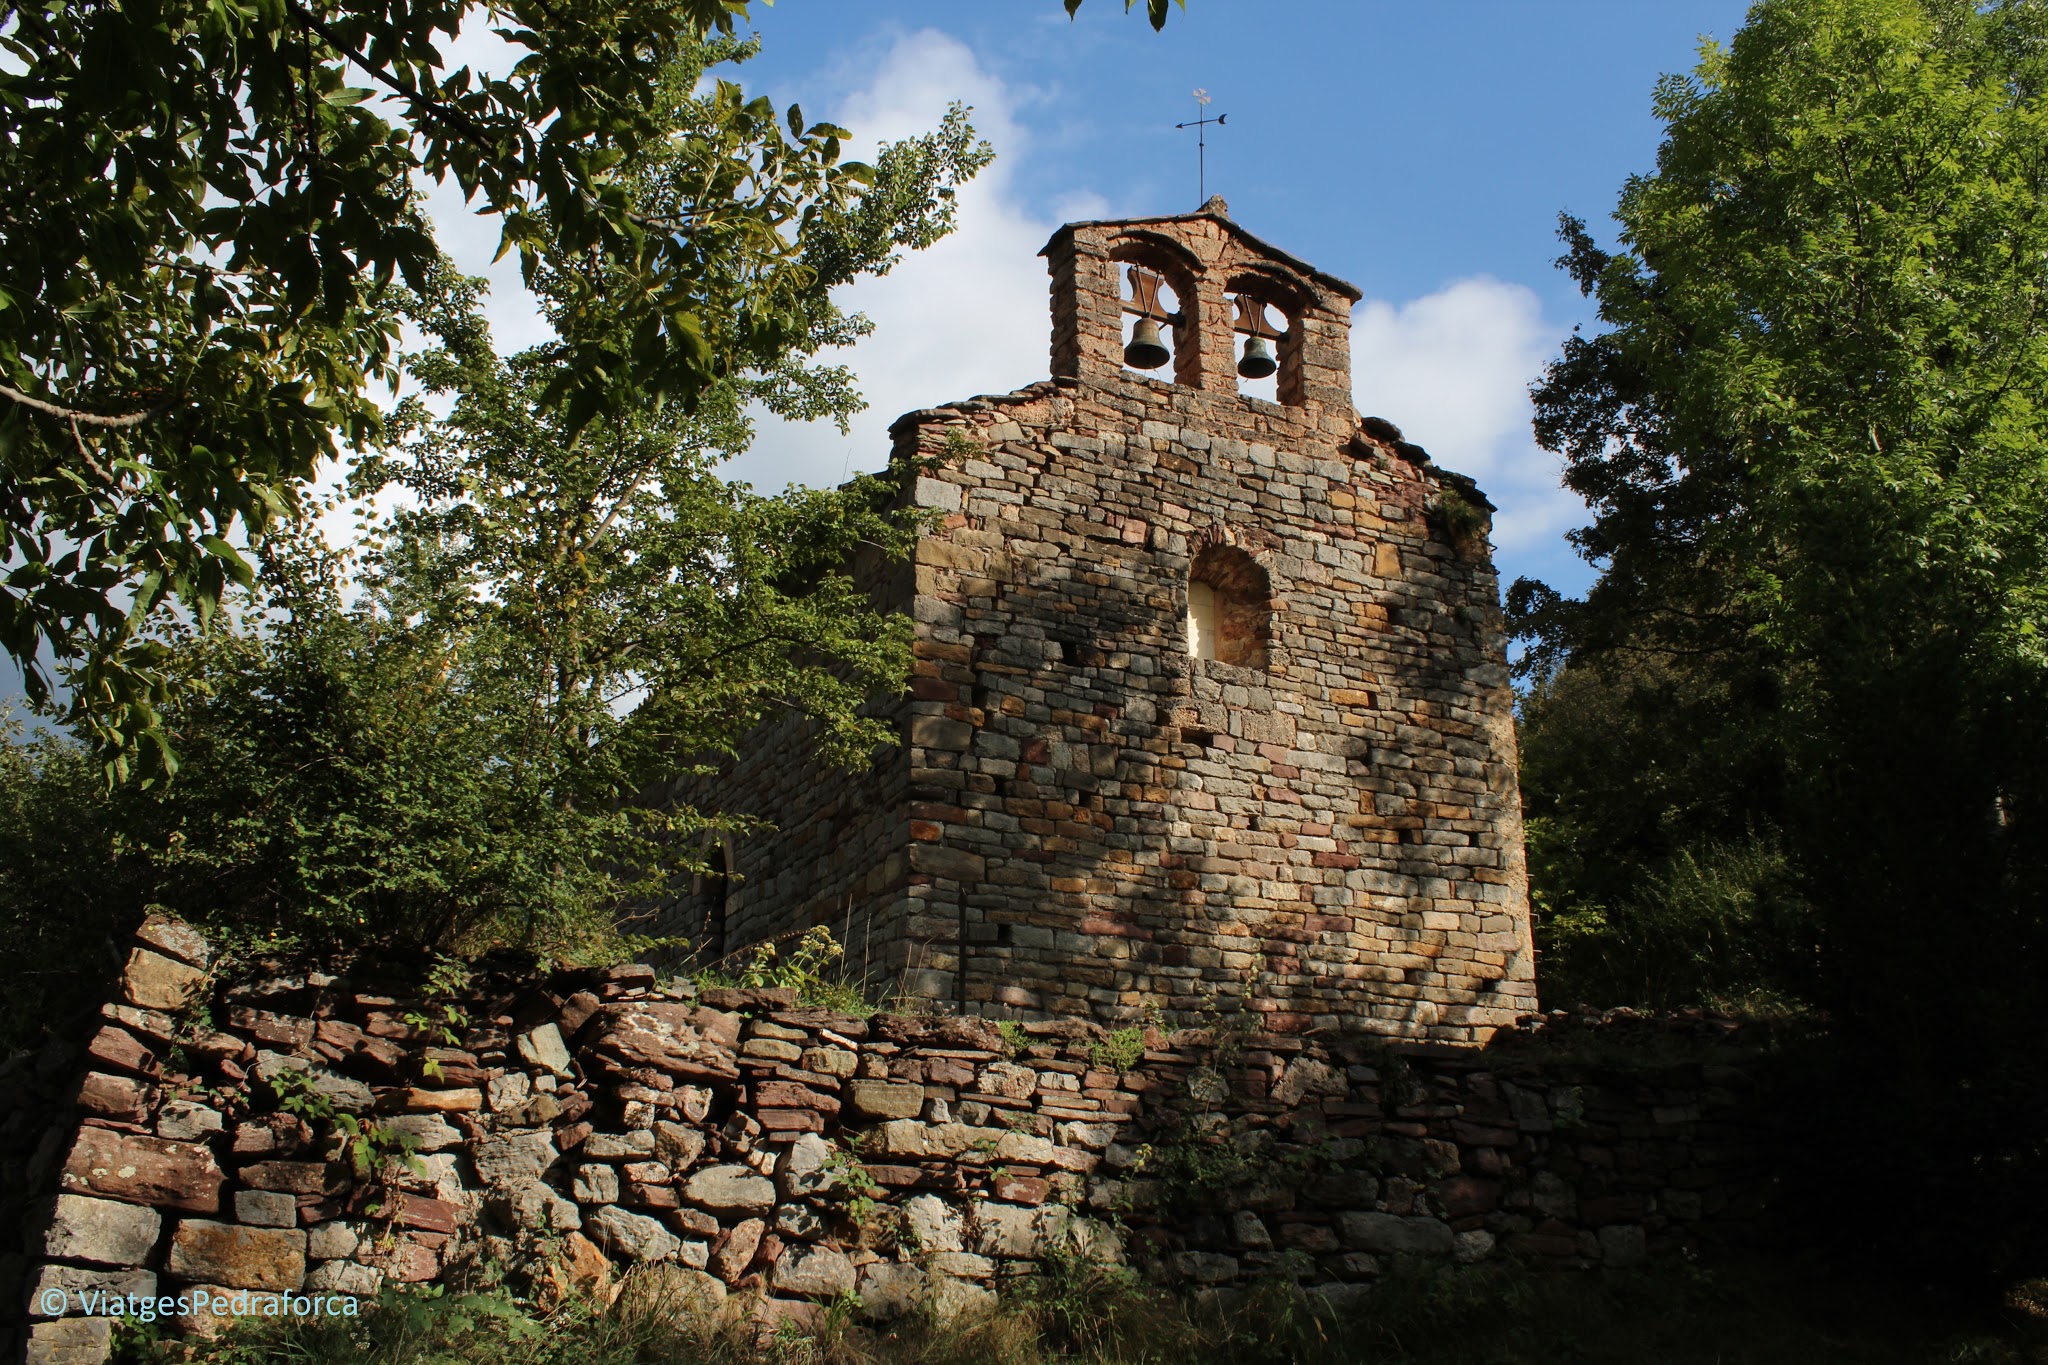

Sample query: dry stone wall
[3,919,1779,1363]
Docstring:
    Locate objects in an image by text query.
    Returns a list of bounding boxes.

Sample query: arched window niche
[1224,269,1310,407]
[1187,543,1272,670]
[1111,234,1203,389]
[1226,290,1289,403]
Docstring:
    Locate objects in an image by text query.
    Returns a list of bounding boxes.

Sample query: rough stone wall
[694,206,1536,1042]
[3,920,1776,1364]
[644,543,923,985]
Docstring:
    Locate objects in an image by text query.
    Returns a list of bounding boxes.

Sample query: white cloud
[728,31,1085,492]
[396,26,1588,594]
[1349,279,1582,564]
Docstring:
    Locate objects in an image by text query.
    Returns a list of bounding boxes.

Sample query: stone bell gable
[660,202,1537,1045]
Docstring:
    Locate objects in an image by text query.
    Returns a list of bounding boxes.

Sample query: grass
[125,1252,2048,1365]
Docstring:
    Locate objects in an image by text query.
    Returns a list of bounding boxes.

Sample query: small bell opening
[1121,265,1179,376]
[1229,292,1287,399]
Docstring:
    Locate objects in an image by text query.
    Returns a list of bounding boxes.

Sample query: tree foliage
[1519,0,2048,1010]
[1064,0,1187,28]
[0,0,944,772]
[0,25,988,1046]
[1516,0,2048,1274]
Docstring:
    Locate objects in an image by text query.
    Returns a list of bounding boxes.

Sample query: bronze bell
[1124,319,1171,370]
[1237,335,1277,380]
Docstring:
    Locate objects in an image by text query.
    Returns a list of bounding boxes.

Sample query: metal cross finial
[1174,88,1226,207]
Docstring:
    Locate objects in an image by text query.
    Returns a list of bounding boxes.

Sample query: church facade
[664,202,1537,1044]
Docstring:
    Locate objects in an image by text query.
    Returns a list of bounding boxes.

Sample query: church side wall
[648,545,921,992]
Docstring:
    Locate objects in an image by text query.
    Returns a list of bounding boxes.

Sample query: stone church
[666,200,1536,1045]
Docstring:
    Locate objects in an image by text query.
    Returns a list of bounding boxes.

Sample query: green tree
[1517,653,1813,1011]
[0,29,986,1037]
[0,0,940,771]
[1517,0,2048,1273]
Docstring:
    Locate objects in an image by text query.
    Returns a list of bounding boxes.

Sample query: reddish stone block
[75,1072,152,1124]
[559,989,602,1034]
[237,1160,346,1196]
[227,1008,314,1050]
[991,1175,1049,1206]
[367,1191,459,1235]
[85,1026,158,1078]
[61,1127,223,1212]
[625,1181,681,1210]
[1435,1176,1503,1218]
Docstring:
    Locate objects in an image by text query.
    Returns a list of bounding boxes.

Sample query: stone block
[136,912,211,965]
[589,1003,740,1083]
[653,1121,706,1170]
[614,1263,726,1317]
[306,1260,385,1295]
[305,1222,360,1259]
[380,1086,482,1112]
[135,914,211,967]
[859,1260,927,1320]
[907,843,986,881]
[25,1317,114,1365]
[970,1202,1045,1258]
[166,1220,307,1292]
[121,948,206,1011]
[252,1053,373,1113]
[800,1046,857,1078]
[1338,1212,1454,1257]
[772,1244,856,1299]
[237,1161,343,1196]
[487,1071,532,1112]
[516,1022,573,1078]
[583,1130,655,1159]
[74,1072,151,1124]
[83,1026,156,1078]
[155,1099,224,1142]
[682,1164,774,1214]
[585,1204,679,1263]
[472,1130,557,1188]
[1453,1229,1496,1264]
[1169,1251,1239,1285]
[846,1080,925,1121]
[572,1163,620,1204]
[26,1263,157,1317]
[976,1062,1037,1099]
[994,1132,1056,1165]
[60,1128,223,1212]
[901,1193,965,1253]
[377,1113,463,1153]
[1597,1224,1647,1267]
[927,1276,995,1322]
[102,1002,178,1043]
[29,1195,161,1268]
[495,1178,581,1234]
[709,1217,765,1283]
[233,1190,298,1227]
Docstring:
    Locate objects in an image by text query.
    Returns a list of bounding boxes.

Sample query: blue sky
[5,3,1759,707]
[696,0,1756,598]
